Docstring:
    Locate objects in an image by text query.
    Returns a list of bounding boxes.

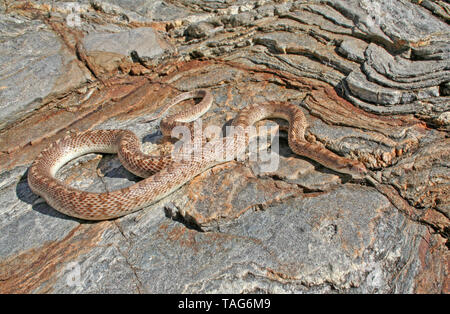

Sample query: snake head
[344,160,368,179]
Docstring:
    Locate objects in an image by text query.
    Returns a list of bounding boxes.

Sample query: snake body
[28,90,367,220]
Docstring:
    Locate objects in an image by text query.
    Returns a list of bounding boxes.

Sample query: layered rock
[0,0,448,293]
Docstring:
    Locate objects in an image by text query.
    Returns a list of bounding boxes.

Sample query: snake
[27,89,367,220]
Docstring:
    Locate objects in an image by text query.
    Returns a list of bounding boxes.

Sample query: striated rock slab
[0,0,448,294]
[92,0,194,22]
[1,166,443,293]
[365,44,449,84]
[412,39,450,60]
[0,15,92,130]
[82,27,173,60]
[345,68,440,106]
[343,42,449,124]
[325,0,449,48]
[417,0,450,24]
[381,138,450,220]
[81,27,175,75]
[337,38,368,63]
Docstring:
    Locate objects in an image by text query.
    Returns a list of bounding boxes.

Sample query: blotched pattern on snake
[28,89,367,220]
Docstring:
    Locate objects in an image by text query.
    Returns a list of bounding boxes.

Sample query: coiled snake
[28,90,367,220]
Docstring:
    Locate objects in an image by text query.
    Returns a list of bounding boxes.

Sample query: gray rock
[365,44,449,83]
[0,0,448,294]
[92,0,191,21]
[0,16,91,130]
[420,0,450,22]
[337,39,368,63]
[343,42,448,111]
[345,68,439,105]
[343,82,449,117]
[82,27,172,60]
[305,3,354,29]
[326,0,449,48]
[281,8,354,36]
[184,21,218,39]
[34,185,431,293]
[254,31,357,74]
[256,4,275,18]
[0,167,80,259]
[382,138,450,218]
[223,12,255,27]
[216,186,425,293]
[412,40,450,61]
[362,62,449,91]
[273,2,292,16]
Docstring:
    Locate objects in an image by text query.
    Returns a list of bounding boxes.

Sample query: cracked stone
[0,0,448,294]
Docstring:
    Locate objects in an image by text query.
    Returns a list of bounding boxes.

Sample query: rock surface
[0,0,448,293]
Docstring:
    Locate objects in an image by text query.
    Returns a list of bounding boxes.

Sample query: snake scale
[28,90,367,220]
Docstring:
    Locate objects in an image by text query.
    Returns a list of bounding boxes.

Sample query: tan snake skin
[28,90,367,220]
